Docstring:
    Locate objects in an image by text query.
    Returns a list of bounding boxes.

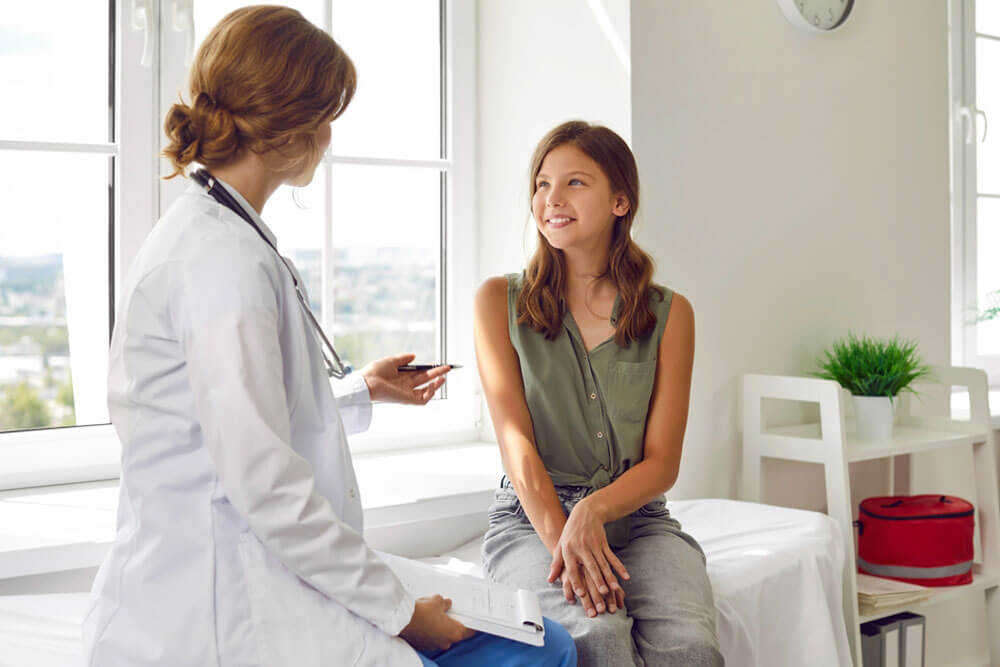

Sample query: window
[163,1,478,448]
[0,1,152,489]
[952,0,1000,385]
[0,1,477,490]
[0,3,114,434]
[178,1,445,368]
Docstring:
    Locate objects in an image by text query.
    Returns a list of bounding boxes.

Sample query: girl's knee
[657,626,724,667]
[671,636,724,666]
[571,610,636,662]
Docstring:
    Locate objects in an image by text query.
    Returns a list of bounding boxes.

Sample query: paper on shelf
[856,573,931,615]
[856,574,929,595]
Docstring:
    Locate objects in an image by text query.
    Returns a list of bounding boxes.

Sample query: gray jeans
[482,483,724,667]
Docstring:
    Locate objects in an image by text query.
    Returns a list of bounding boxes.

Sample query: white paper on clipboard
[377,551,546,647]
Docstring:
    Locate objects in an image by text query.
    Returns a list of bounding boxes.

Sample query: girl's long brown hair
[162,5,356,178]
[517,121,662,346]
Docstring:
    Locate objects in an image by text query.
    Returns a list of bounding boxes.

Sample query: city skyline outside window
[0,3,112,433]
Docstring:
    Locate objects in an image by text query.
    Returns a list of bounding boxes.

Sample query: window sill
[0,393,483,491]
[0,441,502,580]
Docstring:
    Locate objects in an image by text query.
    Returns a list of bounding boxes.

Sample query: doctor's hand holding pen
[361,353,453,405]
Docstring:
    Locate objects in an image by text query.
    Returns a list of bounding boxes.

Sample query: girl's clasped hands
[547,497,630,617]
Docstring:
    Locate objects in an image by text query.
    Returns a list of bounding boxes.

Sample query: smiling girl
[474,121,723,666]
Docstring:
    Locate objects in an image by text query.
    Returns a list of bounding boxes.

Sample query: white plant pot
[852,395,895,442]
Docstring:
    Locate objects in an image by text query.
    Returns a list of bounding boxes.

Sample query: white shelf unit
[742,366,1000,667]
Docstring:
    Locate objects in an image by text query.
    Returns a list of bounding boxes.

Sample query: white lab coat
[81,182,421,666]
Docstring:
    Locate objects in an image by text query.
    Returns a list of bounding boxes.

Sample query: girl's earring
[292,187,308,210]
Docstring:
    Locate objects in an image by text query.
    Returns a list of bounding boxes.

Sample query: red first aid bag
[856,494,975,587]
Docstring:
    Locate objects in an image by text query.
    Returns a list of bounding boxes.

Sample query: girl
[474,121,724,666]
[82,7,574,667]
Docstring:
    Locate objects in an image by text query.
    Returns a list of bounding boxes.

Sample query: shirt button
[348,488,357,499]
[590,393,597,400]
[597,432,604,439]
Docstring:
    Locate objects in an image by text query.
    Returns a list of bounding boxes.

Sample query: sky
[0,0,442,256]
[0,1,108,257]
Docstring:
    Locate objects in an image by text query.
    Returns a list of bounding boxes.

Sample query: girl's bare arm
[473,277,567,554]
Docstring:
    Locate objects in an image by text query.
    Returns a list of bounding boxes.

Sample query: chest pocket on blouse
[607,360,657,423]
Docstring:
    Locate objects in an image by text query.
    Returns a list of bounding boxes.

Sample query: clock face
[790,0,854,31]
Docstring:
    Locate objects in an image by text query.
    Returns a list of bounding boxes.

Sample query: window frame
[348,0,480,451]
[951,0,1000,384]
[0,0,478,490]
[0,0,156,489]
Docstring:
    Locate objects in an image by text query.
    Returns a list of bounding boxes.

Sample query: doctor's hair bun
[161,5,356,179]
[163,93,240,175]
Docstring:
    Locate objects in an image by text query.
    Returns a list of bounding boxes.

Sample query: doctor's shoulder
[159,192,273,262]
[145,194,287,308]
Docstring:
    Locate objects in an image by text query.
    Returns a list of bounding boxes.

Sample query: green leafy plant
[976,290,1000,323]
[813,333,931,398]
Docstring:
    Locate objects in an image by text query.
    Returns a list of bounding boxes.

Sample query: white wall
[630,0,952,501]
[631,1,986,663]
[476,0,631,283]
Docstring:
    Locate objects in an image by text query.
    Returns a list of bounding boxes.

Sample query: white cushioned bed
[0,499,851,667]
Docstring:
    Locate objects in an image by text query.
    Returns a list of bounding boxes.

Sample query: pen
[397,364,462,372]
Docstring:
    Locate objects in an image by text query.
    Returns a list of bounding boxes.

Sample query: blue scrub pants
[417,617,576,666]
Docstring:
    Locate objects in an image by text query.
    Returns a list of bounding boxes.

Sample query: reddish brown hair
[162,5,356,178]
[517,121,662,347]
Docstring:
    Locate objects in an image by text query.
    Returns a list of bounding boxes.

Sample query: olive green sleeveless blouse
[506,273,673,546]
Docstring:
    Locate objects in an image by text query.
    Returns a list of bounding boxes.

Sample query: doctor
[82,6,574,667]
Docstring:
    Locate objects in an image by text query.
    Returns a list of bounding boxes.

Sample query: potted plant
[813,333,931,442]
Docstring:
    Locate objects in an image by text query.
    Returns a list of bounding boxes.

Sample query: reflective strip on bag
[858,557,973,579]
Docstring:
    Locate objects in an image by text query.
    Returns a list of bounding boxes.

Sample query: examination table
[0,499,852,666]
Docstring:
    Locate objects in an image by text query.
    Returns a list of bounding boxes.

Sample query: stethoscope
[191,168,352,379]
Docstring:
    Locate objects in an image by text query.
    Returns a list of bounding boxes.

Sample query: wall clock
[777,0,854,33]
